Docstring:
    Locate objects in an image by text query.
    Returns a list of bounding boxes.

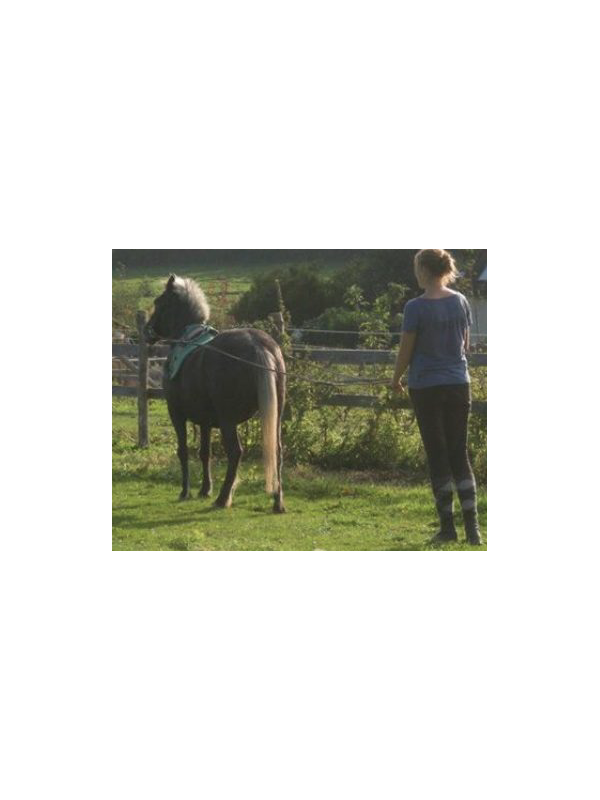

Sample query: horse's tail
[255,348,281,495]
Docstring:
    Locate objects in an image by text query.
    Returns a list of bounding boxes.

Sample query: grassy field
[113,398,487,551]
[112,254,345,331]
[114,260,275,298]
[113,252,348,289]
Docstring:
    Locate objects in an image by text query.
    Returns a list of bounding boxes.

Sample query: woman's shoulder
[448,290,470,306]
[407,291,467,304]
[403,296,425,318]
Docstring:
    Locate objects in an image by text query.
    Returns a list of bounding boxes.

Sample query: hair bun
[414,249,459,284]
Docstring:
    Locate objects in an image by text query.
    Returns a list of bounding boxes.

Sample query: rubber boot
[464,511,482,545]
[430,476,458,542]
[430,522,458,544]
[456,475,482,545]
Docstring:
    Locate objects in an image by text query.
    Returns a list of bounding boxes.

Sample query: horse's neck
[173,318,206,341]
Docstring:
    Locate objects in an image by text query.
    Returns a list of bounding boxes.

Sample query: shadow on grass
[112,470,185,486]
[168,537,195,551]
[112,504,223,530]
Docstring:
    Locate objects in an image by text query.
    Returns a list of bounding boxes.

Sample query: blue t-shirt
[401,292,472,389]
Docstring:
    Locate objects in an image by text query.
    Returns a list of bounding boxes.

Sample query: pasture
[112,251,345,332]
[113,397,487,551]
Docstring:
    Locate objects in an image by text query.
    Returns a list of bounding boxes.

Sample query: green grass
[113,258,343,328]
[113,259,342,316]
[114,261,269,300]
[113,398,487,551]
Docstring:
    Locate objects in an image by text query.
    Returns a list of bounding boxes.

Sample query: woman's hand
[391,379,405,395]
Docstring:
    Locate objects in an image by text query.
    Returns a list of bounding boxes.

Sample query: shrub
[301,307,368,347]
[231,263,337,325]
[300,283,408,348]
[238,403,486,484]
[330,251,420,303]
[232,252,421,330]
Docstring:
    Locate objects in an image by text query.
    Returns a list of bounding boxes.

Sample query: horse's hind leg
[170,414,192,500]
[198,423,212,497]
[214,423,243,509]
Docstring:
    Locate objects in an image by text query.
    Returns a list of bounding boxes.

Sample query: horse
[144,274,286,513]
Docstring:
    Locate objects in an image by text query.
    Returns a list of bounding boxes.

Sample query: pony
[145,275,286,513]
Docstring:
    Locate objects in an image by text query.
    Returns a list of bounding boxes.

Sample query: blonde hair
[414,249,459,285]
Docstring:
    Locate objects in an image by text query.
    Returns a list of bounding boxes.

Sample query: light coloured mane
[174,277,210,322]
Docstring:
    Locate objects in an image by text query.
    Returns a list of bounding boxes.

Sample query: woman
[390,249,482,545]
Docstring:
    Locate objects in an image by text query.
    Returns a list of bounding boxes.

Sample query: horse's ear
[166,274,177,289]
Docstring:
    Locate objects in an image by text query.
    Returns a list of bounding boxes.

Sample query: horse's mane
[173,277,210,323]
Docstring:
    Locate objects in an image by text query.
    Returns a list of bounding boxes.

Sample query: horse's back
[176,327,283,426]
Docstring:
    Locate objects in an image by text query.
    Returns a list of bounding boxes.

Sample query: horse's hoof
[179,492,192,501]
[213,499,232,510]
[273,505,287,514]
[199,489,212,498]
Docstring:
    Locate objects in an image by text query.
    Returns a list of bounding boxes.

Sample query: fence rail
[113,311,487,446]
[291,348,487,367]
[326,394,487,414]
[113,343,487,367]
[289,327,487,339]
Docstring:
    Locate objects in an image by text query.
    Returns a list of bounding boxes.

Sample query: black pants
[409,383,478,533]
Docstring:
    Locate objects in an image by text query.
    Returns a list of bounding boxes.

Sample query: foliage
[230,252,422,328]
[231,263,337,325]
[357,283,407,349]
[230,249,483,330]
[112,275,160,332]
[328,249,484,302]
[328,251,419,304]
[300,282,407,348]
[300,307,367,348]
[231,364,486,486]
[113,249,361,273]
[273,401,486,484]
[114,249,487,317]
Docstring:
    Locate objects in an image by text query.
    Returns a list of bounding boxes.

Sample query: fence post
[269,311,284,343]
[137,310,149,448]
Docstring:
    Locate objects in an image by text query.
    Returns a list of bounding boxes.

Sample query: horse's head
[145,274,210,344]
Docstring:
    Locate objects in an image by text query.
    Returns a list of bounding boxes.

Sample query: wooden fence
[113,311,487,446]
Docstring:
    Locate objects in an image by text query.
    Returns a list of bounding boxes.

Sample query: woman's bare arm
[391,331,417,392]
